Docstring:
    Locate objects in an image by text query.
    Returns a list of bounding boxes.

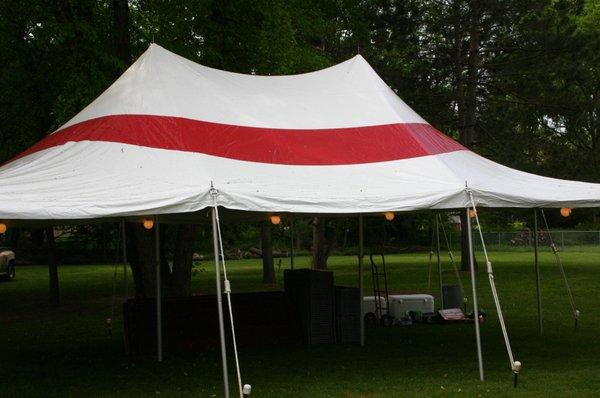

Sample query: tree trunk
[171,224,198,296]
[32,228,45,248]
[462,3,481,272]
[111,2,167,298]
[464,0,480,148]
[260,221,275,283]
[112,0,131,67]
[126,222,198,298]
[46,227,59,306]
[453,0,469,271]
[9,228,20,251]
[459,212,478,271]
[454,0,481,271]
[100,224,108,263]
[159,224,171,293]
[126,222,157,297]
[452,0,466,145]
[312,217,333,270]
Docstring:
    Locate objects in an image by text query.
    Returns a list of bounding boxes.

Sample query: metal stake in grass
[513,361,521,388]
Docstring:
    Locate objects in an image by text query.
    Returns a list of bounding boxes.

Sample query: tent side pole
[212,208,230,398]
[155,219,163,362]
[121,220,128,300]
[290,218,295,270]
[436,214,443,308]
[534,209,542,335]
[466,208,484,381]
[358,214,365,346]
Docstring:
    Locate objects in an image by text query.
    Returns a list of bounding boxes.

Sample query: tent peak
[139,42,376,79]
[54,40,429,132]
[142,42,165,56]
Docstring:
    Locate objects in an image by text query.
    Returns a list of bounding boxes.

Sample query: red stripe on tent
[12,115,466,165]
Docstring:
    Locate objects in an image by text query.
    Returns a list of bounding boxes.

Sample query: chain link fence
[442,230,600,252]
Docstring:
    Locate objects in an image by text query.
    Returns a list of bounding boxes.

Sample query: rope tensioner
[467,190,521,386]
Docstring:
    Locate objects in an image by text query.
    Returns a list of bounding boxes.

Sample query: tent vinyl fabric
[1,44,600,220]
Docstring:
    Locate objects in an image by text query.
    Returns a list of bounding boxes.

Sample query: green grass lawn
[1,249,600,397]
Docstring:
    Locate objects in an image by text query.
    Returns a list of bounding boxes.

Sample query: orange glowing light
[560,207,571,217]
[143,218,154,229]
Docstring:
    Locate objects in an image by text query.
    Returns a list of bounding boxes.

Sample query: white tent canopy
[1,43,599,221]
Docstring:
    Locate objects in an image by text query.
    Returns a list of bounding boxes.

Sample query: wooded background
[1,0,599,296]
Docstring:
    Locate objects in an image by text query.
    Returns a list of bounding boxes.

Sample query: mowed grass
[1,248,600,397]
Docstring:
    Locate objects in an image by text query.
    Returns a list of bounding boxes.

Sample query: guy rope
[211,186,249,398]
[540,209,580,329]
[467,190,521,387]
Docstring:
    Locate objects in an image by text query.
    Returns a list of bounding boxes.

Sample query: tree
[125,222,158,297]
[113,0,131,67]
[46,227,59,306]
[312,217,335,269]
[124,222,200,297]
[456,0,482,271]
[170,224,199,296]
[260,221,275,284]
[111,1,201,298]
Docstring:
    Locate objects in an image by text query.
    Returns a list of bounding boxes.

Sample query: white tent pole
[436,214,443,308]
[155,217,163,362]
[212,207,230,398]
[533,209,542,335]
[121,220,128,300]
[290,218,295,270]
[358,214,365,346]
[466,208,484,381]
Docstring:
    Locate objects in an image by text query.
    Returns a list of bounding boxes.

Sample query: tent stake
[533,209,542,335]
[155,218,163,362]
[212,207,230,398]
[466,208,484,381]
[436,214,443,309]
[358,214,365,346]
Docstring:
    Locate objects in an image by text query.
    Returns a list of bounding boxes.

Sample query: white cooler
[362,296,388,315]
[388,294,435,320]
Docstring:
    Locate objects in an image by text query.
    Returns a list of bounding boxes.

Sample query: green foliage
[1,0,599,233]
[0,0,123,160]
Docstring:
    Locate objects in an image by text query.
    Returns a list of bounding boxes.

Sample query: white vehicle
[0,248,15,281]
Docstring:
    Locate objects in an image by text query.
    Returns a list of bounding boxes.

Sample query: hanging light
[469,208,477,218]
[143,218,154,230]
[560,207,571,217]
[384,212,395,221]
[0,223,6,234]
[270,215,281,225]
